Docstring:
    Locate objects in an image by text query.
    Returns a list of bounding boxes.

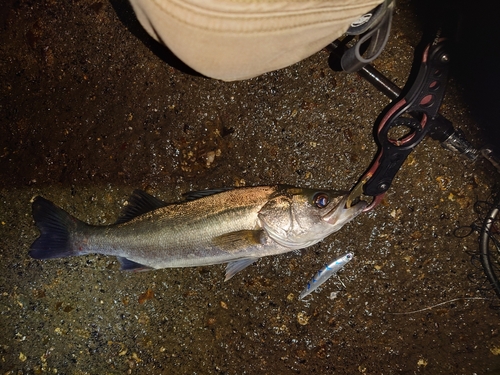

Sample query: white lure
[299,252,354,300]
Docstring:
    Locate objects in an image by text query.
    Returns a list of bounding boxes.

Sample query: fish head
[258,187,366,249]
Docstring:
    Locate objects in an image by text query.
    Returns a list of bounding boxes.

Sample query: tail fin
[29,197,84,259]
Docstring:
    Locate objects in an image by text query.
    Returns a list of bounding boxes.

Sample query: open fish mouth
[322,195,367,227]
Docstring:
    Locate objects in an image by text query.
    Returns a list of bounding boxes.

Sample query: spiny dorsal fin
[115,190,167,224]
[183,187,234,201]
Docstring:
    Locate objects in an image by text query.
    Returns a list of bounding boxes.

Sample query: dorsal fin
[115,190,167,224]
[183,187,234,201]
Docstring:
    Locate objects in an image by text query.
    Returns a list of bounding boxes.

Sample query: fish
[299,252,354,300]
[29,185,366,281]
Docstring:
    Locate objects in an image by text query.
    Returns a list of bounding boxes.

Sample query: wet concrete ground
[1,0,500,374]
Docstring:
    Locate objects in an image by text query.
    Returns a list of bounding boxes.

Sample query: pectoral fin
[212,230,264,252]
[212,230,264,281]
[225,258,259,281]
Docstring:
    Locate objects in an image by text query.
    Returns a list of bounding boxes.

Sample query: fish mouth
[322,195,367,228]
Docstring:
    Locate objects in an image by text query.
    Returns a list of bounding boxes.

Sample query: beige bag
[129,0,384,81]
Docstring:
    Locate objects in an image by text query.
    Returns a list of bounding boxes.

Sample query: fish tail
[29,197,85,260]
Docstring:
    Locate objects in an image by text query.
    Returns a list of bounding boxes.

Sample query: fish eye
[313,193,330,208]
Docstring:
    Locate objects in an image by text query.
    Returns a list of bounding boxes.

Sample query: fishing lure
[299,252,354,300]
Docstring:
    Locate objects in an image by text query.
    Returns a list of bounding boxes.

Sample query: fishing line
[385,297,490,315]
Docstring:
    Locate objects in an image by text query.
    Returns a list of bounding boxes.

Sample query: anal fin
[117,257,153,272]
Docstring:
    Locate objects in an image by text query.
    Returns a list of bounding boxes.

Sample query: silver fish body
[29,185,366,280]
